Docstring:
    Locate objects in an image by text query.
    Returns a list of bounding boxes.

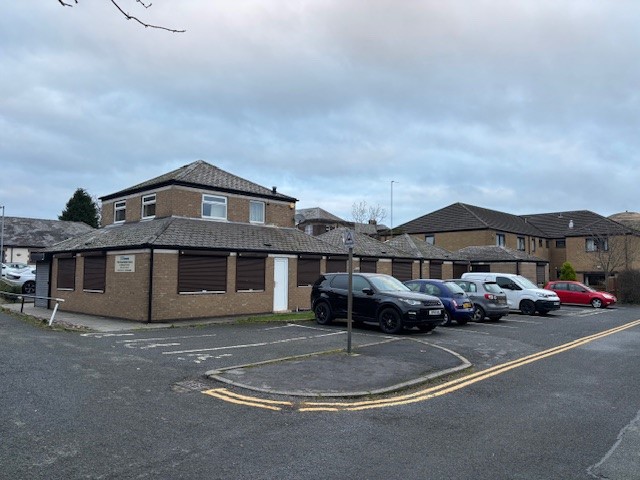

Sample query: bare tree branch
[57,0,185,33]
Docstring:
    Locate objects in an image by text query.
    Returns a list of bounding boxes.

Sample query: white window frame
[496,233,506,247]
[425,235,435,245]
[114,201,126,223]
[202,195,227,220]
[250,200,265,224]
[517,237,525,251]
[141,194,156,219]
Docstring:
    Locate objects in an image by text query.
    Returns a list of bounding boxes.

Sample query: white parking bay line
[117,334,218,344]
[474,322,518,329]
[501,318,542,324]
[449,328,490,335]
[162,331,346,355]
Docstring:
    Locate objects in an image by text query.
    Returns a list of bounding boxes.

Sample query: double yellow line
[202,319,640,412]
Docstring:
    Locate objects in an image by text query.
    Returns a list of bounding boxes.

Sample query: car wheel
[22,281,36,295]
[472,306,486,322]
[417,324,435,333]
[441,310,452,327]
[520,300,536,316]
[378,308,403,334]
[591,298,603,309]
[314,302,333,325]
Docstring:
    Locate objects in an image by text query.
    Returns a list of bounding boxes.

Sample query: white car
[2,262,31,278]
[2,267,36,294]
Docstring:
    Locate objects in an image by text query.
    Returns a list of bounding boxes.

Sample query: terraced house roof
[398,203,544,237]
[456,246,546,263]
[101,160,298,203]
[522,210,631,238]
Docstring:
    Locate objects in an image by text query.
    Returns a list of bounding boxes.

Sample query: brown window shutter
[178,255,228,293]
[236,256,265,291]
[297,257,321,286]
[83,256,106,291]
[359,258,377,273]
[429,261,443,279]
[392,260,413,282]
[57,257,76,289]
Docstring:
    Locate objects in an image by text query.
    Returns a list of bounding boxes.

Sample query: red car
[543,281,616,308]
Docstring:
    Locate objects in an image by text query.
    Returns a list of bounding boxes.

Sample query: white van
[461,272,561,315]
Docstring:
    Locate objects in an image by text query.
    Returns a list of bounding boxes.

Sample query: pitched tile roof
[397,203,544,237]
[295,207,347,224]
[2,217,95,248]
[522,210,631,237]
[386,234,467,261]
[40,217,344,255]
[317,227,414,258]
[101,160,297,203]
[456,245,546,262]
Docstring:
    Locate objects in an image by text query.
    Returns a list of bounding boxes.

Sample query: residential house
[38,160,348,322]
[296,207,388,239]
[395,203,640,288]
[295,207,349,236]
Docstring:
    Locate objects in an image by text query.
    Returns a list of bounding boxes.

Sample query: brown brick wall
[101,187,295,227]
[52,253,149,321]
[54,251,318,322]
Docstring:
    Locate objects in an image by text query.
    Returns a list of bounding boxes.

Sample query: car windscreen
[369,275,410,292]
[483,282,503,293]
[514,276,538,289]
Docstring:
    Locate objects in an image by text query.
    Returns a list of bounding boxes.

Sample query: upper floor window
[202,195,227,220]
[517,237,525,251]
[586,237,608,252]
[114,201,126,223]
[496,233,506,247]
[142,194,156,219]
[530,238,536,252]
[425,235,435,245]
[305,224,313,235]
[250,201,265,223]
[556,239,566,248]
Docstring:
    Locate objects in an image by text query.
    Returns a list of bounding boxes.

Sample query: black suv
[310,273,445,334]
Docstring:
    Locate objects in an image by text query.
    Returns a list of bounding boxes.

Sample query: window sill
[57,288,74,291]
[83,289,105,293]
[236,289,265,293]
[179,290,226,295]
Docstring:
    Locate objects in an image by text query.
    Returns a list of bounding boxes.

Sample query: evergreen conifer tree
[59,188,100,228]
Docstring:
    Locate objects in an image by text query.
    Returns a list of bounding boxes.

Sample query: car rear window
[444,281,466,295]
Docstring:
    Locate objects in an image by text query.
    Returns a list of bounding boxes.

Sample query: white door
[273,257,289,312]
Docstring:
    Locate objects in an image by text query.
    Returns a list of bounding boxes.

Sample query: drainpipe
[147,247,154,323]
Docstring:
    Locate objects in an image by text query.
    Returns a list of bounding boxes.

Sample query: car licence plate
[463,302,472,309]
[429,310,442,316]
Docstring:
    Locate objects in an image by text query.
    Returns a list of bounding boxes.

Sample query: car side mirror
[362,288,374,295]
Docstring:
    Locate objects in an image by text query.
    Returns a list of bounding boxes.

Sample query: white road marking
[81,333,135,338]
[162,331,346,355]
[117,334,218,344]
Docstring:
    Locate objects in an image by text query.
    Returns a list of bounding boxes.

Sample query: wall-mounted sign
[115,255,136,273]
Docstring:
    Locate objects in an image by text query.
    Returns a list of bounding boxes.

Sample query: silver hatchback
[449,279,509,322]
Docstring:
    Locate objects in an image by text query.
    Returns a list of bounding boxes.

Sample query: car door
[496,276,520,309]
[328,274,349,316]
[568,283,588,305]
[352,275,375,320]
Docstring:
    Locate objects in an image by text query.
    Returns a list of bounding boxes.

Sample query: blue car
[404,279,475,326]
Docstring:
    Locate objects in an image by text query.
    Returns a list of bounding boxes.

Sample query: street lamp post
[0,205,5,265]
[390,181,397,239]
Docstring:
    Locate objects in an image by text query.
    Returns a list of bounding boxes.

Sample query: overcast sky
[2,1,638,228]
